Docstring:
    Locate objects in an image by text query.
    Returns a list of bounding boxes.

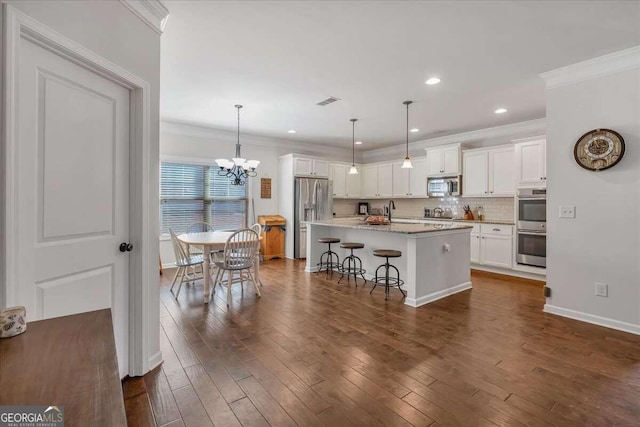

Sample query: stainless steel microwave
[427,176,461,197]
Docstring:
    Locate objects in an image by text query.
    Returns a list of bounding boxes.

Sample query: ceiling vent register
[316,96,341,106]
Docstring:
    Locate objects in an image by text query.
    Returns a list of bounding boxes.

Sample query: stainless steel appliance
[294,177,332,259]
[427,176,461,197]
[516,188,546,268]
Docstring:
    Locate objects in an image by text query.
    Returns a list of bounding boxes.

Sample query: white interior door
[17,36,131,376]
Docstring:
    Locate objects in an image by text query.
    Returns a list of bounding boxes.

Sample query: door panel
[409,159,427,197]
[489,147,515,196]
[294,158,313,176]
[345,166,361,197]
[426,149,442,176]
[362,165,378,197]
[18,37,130,376]
[377,163,393,197]
[481,235,513,268]
[330,164,346,197]
[313,160,330,177]
[470,234,480,264]
[392,162,410,197]
[443,147,460,175]
[463,151,488,196]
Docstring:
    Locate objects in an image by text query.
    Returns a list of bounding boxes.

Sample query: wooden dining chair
[211,229,261,306]
[169,229,204,299]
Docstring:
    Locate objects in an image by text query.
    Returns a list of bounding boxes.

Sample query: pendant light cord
[350,118,357,166]
[403,101,413,158]
[235,104,242,158]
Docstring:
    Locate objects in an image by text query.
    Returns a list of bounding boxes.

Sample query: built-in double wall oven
[516,188,546,268]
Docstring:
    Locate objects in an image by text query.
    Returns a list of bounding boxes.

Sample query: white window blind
[160,162,247,236]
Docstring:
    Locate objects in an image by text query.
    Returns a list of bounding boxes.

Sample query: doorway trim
[1,4,160,376]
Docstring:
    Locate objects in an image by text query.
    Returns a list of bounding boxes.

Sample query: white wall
[159,122,353,266]
[2,0,162,371]
[544,58,640,333]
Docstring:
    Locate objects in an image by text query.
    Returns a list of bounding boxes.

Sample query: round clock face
[574,129,625,171]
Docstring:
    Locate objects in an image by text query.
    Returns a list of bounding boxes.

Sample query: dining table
[177,231,261,303]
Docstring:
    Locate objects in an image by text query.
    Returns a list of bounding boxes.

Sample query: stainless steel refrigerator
[294,177,332,259]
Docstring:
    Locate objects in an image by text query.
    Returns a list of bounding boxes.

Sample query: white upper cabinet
[293,157,329,177]
[345,166,361,198]
[362,163,393,198]
[408,158,428,197]
[462,146,515,197]
[330,163,361,198]
[377,163,393,197]
[293,157,313,176]
[312,159,330,177]
[329,164,346,197]
[362,165,378,198]
[392,162,410,197]
[425,144,461,177]
[514,139,546,188]
[488,147,516,196]
[463,151,489,196]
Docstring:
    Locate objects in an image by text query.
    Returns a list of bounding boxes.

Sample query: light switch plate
[559,206,576,218]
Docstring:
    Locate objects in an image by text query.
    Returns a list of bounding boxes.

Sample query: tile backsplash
[333,197,514,222]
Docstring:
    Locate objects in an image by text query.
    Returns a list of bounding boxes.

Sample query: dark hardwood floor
[124,259,640,426]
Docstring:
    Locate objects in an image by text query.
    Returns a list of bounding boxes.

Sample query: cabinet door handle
[493,228,501,232]
[484,191,488,194]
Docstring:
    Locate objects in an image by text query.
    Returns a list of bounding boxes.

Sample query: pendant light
[349,118,359,175]
[401,100,413,169]
[215,104,260,185]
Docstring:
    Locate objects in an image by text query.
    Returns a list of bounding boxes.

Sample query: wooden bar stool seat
[316,238,340,277]
[338,242,366,285]
[371,249,406,300]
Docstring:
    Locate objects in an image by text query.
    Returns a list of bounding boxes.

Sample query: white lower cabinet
[480,235,512,268]
[472,224,513,269]
[470,233,481,264]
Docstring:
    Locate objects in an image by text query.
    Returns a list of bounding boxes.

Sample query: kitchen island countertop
[304,218,473,234]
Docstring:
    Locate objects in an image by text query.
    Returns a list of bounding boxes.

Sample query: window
[160,162,248,236]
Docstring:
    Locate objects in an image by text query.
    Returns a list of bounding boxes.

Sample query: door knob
[119,242,133,252]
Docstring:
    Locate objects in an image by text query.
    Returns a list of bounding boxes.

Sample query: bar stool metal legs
[338,243,366,286]
[370,249,406,300]
[316,238,341,277]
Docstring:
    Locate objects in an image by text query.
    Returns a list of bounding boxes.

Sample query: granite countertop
[394,216,515,226]
[304,218,473,234]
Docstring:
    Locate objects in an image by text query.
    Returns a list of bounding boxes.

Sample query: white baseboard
[472,264,546,282]
[544,304,640,336]
[162,262,176,270]
[405,282,473,308]
[147,351,164,373]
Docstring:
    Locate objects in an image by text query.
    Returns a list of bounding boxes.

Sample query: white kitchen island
[304,218,473,307]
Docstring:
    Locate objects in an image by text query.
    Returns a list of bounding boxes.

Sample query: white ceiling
[160,1,640,149]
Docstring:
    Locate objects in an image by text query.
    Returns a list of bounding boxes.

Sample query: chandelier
[215,104,260,185]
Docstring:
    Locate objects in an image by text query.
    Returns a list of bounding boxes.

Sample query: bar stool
[370,249,406,300]
[338,242,366,286]
[316,238,340,277]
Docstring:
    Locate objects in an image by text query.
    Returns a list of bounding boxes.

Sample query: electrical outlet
[559,206,576,218]
[595,282,608,297]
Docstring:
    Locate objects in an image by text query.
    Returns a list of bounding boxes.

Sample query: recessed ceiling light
[494,108,507,114]
[355,141,363,145]
[287,129,296,134]
[410,128,419,133]
[425,77,441,85]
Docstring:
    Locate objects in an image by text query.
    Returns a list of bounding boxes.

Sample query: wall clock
[573,128,625,171]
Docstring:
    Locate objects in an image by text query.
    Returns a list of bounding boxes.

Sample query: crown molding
[362,118,546,162]
[120,0,169,35]
[540,45,640,89]
[161,120,355,160]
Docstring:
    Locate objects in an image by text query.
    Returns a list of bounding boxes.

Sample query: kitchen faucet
[387,200,396,222]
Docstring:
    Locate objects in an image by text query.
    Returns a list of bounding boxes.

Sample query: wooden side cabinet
[258,215,286,260]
